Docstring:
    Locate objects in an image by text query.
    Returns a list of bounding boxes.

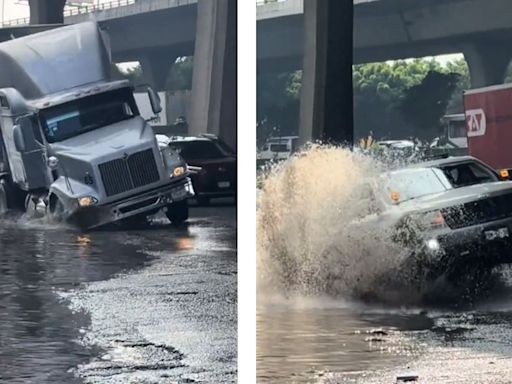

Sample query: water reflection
[256,298,431,383]
[0,221,181,383]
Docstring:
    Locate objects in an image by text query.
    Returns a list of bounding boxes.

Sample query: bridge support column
[28,0,66,24]
[299,0,353,146]
[139,53,178,92]
[464,43,512,88]
[189,0,237,149]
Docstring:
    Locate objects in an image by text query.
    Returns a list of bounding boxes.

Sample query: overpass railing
[1,0,137,27]
[256,0,288,5]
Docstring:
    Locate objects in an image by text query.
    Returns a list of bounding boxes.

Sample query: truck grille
[99,149,160,197]
[442,193,512,229]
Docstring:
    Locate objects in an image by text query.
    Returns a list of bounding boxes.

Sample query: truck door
[16,116,50,190]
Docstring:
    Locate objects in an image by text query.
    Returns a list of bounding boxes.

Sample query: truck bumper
[71,177,194,229]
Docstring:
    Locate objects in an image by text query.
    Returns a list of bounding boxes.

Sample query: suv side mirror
[13,124,25,152]
[147,87,162,115]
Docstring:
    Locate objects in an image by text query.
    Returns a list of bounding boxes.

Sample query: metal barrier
[256,0,287,5]
[1,0,137,27]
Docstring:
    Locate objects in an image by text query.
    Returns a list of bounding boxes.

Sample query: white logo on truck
[465,108,486,137]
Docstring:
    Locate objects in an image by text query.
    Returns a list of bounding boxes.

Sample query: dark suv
[167,135,236,205]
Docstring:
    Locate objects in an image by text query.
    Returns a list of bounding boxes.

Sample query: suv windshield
[382,168,447,203]
[439,161,498,188]
[169,140,229,160]
[40,88,138,143]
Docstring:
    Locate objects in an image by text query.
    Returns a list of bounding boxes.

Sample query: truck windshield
[40,88,138,143]
[448,120,467,139]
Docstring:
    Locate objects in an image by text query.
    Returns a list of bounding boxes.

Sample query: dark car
[167,135,236,205]
[363,156,512,286]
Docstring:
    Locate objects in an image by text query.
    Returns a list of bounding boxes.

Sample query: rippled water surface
[0,205,237,383]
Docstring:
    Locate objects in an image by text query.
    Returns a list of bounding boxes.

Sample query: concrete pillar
[189,0,237,149]
[464,42,512,88]
[139,52,178,92]
[299,0,353,146]
[28,0,66,24]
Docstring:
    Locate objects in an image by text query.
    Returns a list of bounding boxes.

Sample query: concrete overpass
[257,0,512,88]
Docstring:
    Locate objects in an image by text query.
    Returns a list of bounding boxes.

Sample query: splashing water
[256,145,431,302]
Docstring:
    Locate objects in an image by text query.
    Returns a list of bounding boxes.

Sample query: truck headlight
[172,166,185,178]
[78,196,98,207]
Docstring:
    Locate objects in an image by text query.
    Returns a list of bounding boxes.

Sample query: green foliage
[167,57,193,91]
[399,70,460,139]
[115,57,193,91]
[122,65,143,84]
[257,71,301,144]
[256,57,472,143]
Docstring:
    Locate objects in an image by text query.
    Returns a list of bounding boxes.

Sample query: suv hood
[398,181,512,213]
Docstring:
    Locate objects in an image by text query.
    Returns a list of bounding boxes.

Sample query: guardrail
[256,0,287,5]
[1,0,137,27]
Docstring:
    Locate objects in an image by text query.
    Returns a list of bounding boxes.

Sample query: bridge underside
[28,0,66,24]
[258,0,512,88]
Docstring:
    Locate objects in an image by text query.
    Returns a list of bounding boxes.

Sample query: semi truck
[464,83,512,172]
[0,21,194,229]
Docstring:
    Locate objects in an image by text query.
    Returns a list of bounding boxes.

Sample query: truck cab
[0,22,194,229]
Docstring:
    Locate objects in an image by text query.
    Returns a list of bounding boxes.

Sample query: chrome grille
[99,149,160,197]
[128,149,160,188]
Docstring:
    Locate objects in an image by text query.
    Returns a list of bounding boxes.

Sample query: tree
[257,71,301,145]
[399,70,460,139]
[256,57,472,143]
[167,57,194,91]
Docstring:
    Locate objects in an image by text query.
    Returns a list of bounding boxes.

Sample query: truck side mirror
[147,87,162,115]
[13,124,25,153]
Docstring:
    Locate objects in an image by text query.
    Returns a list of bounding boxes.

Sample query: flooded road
[0,203,236,384]
[257,279,512,384]
[257,147,512,383]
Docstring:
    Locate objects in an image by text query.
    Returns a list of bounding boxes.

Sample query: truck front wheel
[165,200,189,225]
[49,195,66,223]
[0,181,8,215]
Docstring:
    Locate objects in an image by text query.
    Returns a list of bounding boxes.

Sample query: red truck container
[464,84,512,170]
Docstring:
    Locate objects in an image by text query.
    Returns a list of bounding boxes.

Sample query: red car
[167,135,236,205]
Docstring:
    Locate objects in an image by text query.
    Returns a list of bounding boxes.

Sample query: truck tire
[0,178,24,215]
[165,200,189,225]
[0,182,8,215]
[49,195,66,223]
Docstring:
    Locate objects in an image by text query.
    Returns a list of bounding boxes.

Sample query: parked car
[162,135,236,205]
[257,136,299,161]
[361,156,512,289]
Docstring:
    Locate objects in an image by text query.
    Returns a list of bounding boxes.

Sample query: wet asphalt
[0,201,237,384]
[257,270,512,384]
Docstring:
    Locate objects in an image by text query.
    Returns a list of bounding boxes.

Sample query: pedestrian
[359,130,375,150]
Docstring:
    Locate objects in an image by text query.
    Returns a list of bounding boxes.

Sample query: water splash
[257,145,434,303]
